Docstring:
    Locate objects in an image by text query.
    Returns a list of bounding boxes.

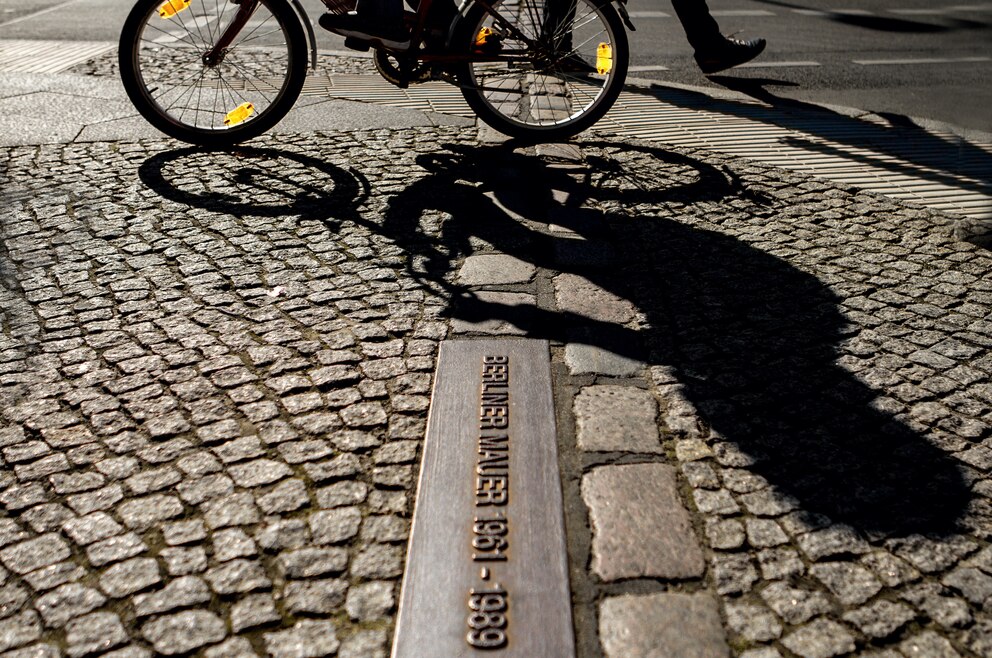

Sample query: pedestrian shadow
[622,79,992,241]
[133,137,971,538]
[379,139,970,538]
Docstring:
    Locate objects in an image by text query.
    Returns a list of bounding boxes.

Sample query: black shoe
[694,37,766,74]
[319,12,410,50]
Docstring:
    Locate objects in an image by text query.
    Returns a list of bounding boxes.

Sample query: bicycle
[118,0,633,147]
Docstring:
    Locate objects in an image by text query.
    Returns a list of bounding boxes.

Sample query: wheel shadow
[138,147,371,222]
[137,138,971,538]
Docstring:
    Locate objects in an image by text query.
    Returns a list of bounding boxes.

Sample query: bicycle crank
[373,49,431,88]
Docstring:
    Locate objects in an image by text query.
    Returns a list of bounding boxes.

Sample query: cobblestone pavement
[1,125,992,658]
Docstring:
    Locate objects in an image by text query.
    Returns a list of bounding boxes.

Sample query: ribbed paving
[0,40,117,74]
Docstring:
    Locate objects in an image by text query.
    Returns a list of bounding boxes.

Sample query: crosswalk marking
[0,0,83,28]
[554,3,992,22]
[854,56,991,65]
[736,60,821,68]
[889,8,953,14]
[625,11,670,18]
[622,5,991,20]
[710,10,776,16]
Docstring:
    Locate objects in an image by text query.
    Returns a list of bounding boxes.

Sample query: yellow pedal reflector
[158,0,191,18]
[224,102,255,126]
[476,27,494,46]
[596,42,613,74]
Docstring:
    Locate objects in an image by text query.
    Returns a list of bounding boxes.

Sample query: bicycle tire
[119,0,308,147]
[454,0,628,141]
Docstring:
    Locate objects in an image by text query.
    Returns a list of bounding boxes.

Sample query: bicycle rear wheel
[456,0,628,141]
[119,0,307,147]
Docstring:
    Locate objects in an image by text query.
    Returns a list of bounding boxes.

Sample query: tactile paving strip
[0,40,117,74]
[605,87,992,221]
[301,73,474,118]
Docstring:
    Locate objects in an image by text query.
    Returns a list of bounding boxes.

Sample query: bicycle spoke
[143,21,205,49]
[568,26,609,55]
[212,67,222,129]
[124,0,304,143]
[465,0,624,132]
[231,12,276,48]
[232,26,285,48]
[215,67,256,108]
[198,0,218,44]
[166,70,207,115]
[547,7,599,42]
[152,66,212,106]
[173,3,209,50]
[224,54,281,104]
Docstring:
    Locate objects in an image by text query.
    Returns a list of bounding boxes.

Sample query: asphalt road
[1,0,989,133]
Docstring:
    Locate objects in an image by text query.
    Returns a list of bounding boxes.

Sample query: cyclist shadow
[380,139,970,538]
[134,138,970,538]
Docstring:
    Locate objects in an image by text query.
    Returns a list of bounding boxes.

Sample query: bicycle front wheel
[119,0,307,147]
[456,0,628,141]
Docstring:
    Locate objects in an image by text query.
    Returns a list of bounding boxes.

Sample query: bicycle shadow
[378,139,971,537]
[136,137,971,538]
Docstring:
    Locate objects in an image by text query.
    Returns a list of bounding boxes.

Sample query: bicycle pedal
[344,36,371,52]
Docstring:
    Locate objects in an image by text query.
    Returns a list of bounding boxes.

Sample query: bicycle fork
[201,0,318,70]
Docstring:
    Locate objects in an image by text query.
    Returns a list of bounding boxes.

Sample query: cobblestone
[264,620,340,658]
[780,618,856,658]
[203,559,271,595]
[583,463,704,581]
[141,610,226,655]
[64,612,127,657]
[99,557,161,597]
[278,547,348,579]
[842,599,915,638]
[0,535,69,574]
[230,593,281,632]
[86,532,146,567]
[599,592,729,657]
[574,385,662,453]
[33,584,106,627]
[132,576,211,617]
[3,126,992,657]
[0,611,41,653]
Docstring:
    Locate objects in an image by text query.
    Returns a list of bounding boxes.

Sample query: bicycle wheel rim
[129,0,296,136]
[465,0,623,133]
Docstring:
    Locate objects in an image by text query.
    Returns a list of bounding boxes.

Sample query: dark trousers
[670,0,722,51]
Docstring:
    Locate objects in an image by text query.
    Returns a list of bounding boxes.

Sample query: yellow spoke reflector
[158,0,191,18]
[224,102,255,126]
[596,42,612,74]
[476,27,494,46]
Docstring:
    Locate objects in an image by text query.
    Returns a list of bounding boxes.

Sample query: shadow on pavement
[751,0,988,33]
[628,79,992,232]
[138,138,971,538]
[138,147,370,222]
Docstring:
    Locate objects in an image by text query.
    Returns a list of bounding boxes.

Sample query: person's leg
[319,0,410,49]
[669,0,721,51]
[670,0,766,73]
